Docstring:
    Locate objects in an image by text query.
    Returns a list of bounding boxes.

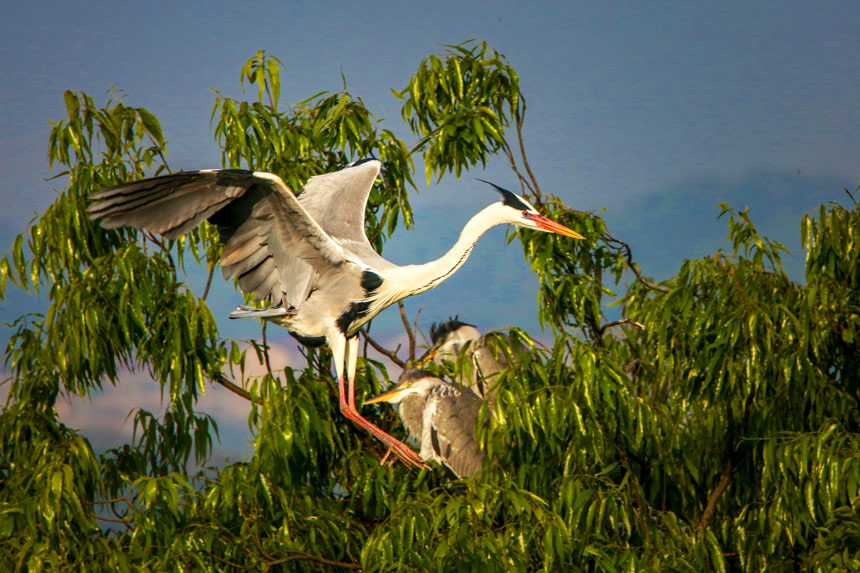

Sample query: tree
[1,42,859,571]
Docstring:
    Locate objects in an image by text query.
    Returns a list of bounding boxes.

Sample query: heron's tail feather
[229,304,290,319]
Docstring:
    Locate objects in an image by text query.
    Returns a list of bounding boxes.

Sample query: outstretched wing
[426,385,485,478]
[88,169,348,310]
[296,158,394,270]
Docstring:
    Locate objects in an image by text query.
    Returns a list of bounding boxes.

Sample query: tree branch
[261,322,273,379]
[212,372,259,403]
[600,318,648,333]
[266,551,362,569]
[201,263,215,301]
[146,133,171,173]
[514,105,542,203]
[697,457,734,530]
[91,514,134,529]
[500,141,536,197]
[360,328,405,368]
[399,301,416,361]
[85,496,140,512]
[603,231,671,293]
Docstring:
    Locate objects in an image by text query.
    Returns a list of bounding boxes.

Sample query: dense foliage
[1,42,859,571]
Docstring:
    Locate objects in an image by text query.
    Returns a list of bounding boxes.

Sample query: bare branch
[603,231,671,294]
[411,307,424,348]
[85,496,140,512]
[514,105,542,203]
[500,140,536,197]
[146,132,171,173]
[261,322,273,379]
[201,263,216,301]
[360,328,405,368]
[399,301,416,361]
[91,514,134,529]
[600,318,648,333]
[697,457,733,530]
[212,372,259,403]
[266,551,362,570]
[143,231,176,269]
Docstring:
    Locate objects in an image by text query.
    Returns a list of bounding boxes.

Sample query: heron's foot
[379,448,396,467]
[377,435,428,469]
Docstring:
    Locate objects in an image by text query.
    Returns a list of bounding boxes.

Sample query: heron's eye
[522,211,530,218]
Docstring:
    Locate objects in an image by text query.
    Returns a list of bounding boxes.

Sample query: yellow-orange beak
[530,213,585,239]
[415,347,440,366]
[364,385,408,406]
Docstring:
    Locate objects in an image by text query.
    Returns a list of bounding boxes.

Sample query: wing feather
[89,169,350,309]
[428,386,485,478]
[297,159,395,269]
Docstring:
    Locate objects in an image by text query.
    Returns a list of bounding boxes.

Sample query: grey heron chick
[88,159,583,468]
[365,369,485,478]
[424,317,521,406]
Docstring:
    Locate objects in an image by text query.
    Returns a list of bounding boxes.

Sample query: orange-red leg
[332,334,426,468]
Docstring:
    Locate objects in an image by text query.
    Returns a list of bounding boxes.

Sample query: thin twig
[201,264,215,301]
[411,307,424,348]
[261,322,273,379]
[199,550,256,571]
[143,231,176,269]
[360,328,405,368]
[603,231,671,293]
[543,197,669,295]
[399,301,416,362]
[500,141,535,197]
[265,551,362,569]
[600,318,648,333]
[514,106,542,203]
[85,496,140,512]
[91,514,134,529]
[145,133,171,173]
[212,372,259,403]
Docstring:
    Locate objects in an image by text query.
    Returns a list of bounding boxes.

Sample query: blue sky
[2,2,859,459]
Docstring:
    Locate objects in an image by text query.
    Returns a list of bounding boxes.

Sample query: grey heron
[364,369,485,478]
[87,159,583,467]
[424,317,521,406]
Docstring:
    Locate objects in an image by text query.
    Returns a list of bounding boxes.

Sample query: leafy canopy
[1,42,859,572]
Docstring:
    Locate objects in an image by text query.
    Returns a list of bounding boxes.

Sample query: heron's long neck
[385,205,504,300]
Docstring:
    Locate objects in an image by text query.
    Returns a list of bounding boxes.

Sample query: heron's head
[364,369,442,406]
[417,317,481,366]
[480,180,585,239]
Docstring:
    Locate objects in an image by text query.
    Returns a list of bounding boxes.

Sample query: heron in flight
[364,369,485,478]
[88,159,583,467]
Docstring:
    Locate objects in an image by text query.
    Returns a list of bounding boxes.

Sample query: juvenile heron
[364,369,485,478]
[87,159,583,467]
[425,317,522,405]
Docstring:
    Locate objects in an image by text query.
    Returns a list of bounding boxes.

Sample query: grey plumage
[87,159,583,467]
[366,369,485,478]
[88,163,386,318]
[426,317,521,405]
[87,160,428,466]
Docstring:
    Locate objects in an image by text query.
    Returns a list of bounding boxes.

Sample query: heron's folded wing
[428,386,485,478]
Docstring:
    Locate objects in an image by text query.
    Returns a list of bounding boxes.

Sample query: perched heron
[87,159,583,467]
[424,317,520,405]
[364,369,485,478]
